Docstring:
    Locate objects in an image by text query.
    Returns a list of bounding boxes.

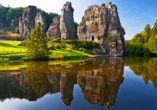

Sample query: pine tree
[26,24,50,60]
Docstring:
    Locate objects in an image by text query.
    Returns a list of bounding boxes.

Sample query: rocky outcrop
[92,48,102,55]
[46,16,61,40]
[35,11,47,32]
[19,6,37,37]
[77,2,125,56]
[10,17,19,33]
[60,2,77,40]
[19,6,47,37]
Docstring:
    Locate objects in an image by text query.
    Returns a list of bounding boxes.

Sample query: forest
[0,3,58,28]
[125,21,157,57]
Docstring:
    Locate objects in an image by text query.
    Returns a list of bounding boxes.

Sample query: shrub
[0,58,3,63]
[53,37,61,43]
[79,48,84,51]
[3,58,9,62]
[55,44,61,49]
[50,44,55,50]
[21,40,28,47]
[83,49,87,52]
[61,40,66,49]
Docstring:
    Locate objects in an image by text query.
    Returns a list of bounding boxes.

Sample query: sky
[1,0,157,40]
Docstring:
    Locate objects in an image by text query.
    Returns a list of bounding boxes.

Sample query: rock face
[35,11,47,32]
[10,17,19,33]
[19,6,47,37]
[46,16,61,40]
[77,2,125,56]
[19,6,37,37]
[92,48,102,55]
[60,2,77,40]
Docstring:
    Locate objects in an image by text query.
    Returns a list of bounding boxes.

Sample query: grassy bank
[0,41,92,63]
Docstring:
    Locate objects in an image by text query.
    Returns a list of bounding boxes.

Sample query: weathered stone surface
[92,48,101,55]
[19,6,47,37]
[10,17,19,33]
[46,16,61,40]
[35,11,47,32]
[60,2,77,40]
[77,2,125,56]
[19,6,37,37]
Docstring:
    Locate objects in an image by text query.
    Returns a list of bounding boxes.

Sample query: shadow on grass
[0,42,21,48]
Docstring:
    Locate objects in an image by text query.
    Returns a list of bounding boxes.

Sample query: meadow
[0,41,90,63]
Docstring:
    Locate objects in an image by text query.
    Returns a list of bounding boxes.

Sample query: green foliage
[53,37,61,43]
[125,21,157,57]
[26,24,50,60]
[142,24,151,43]
[66,40,100,50]
[6,7,24,26]
[55,43,61,49]
[61,40,66,49]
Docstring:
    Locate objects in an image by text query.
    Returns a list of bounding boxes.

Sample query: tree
[26,24,50,60]
[142,24,151,43]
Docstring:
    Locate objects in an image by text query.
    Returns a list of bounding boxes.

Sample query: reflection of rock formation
[77,57,124,108]
[60,72,77,106]
[0,58,124,108]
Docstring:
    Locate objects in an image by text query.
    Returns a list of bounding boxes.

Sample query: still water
[0,57,157,110]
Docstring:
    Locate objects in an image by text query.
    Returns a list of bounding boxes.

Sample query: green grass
[0,41,92,62]
[49,49,88,60]
[0,41,27,55]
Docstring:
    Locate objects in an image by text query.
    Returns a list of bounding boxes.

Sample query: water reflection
[125,57,157,88]
[0,57,157,109]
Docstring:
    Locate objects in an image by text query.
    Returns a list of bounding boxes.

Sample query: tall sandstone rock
[60,2,77,40]
[19,6,47,37]
[46,16,61,40]
[35,11,47,32]
[77,2,125,56]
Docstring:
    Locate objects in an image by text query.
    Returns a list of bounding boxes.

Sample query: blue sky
[1,0,157,40]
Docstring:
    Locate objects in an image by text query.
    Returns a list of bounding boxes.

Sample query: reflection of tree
[77,57,124,108]
[26,61,51,95]
[126,58,157,88]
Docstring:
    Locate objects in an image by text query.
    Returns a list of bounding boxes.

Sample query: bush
[79,48,84,51]
[61,40,66,49]
[55,44,61,49]
[83,49,87,52]
[21,40,27,47]
[53,37,61,43]
[50,44,55,50]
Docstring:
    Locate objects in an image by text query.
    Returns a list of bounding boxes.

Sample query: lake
[0,57,157,110]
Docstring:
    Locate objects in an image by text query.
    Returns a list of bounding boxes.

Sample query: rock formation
[10,17,19,33]
[60,2,77,40]
[19,6,37,37]
[19,6,47,37]
[35,11,47,32]
[46,16,61,40]
[77,2,125,56]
